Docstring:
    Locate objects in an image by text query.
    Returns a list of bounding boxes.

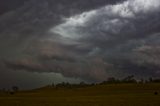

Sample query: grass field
[0,83,160,106]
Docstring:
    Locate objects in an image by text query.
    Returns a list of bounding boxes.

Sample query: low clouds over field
[0,0,160,87]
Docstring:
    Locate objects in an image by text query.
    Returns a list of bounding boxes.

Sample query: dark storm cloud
[50,0,160,79]
[0,0,123,57]
[4,56,113,81]
[0,0,160,83]
[0,0,28,15]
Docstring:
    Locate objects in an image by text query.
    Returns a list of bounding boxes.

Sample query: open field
[0,83,160,106]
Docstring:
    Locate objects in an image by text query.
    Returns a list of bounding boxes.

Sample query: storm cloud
[0,0,160,86]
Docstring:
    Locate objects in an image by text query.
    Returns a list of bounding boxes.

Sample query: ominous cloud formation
[0,0,160,87]
[50,0,160,79]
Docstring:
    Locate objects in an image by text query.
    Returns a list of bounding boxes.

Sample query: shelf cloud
[0,0,160,85]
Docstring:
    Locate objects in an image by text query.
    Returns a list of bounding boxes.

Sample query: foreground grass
[0,83,160,106]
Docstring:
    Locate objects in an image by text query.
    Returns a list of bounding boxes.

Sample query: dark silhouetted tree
[12,86,19,92]
[122,75,137,83]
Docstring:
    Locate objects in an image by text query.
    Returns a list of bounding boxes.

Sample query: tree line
[51,75,160,89]
[0,75,160,94]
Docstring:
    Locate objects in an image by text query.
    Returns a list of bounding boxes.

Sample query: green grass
[0,83,160,106]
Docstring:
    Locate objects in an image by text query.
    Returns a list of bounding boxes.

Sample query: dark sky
[0,0,160,89]
[0,0,28,15]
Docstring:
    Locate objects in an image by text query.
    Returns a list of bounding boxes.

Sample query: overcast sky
[0,0,160,89]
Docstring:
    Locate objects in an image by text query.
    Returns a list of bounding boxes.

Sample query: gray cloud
[0,0,160,85]
[50,0,160,79]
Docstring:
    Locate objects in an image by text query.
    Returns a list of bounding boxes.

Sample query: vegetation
[0,76,160,106]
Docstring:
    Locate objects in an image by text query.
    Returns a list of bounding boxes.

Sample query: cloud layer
[50,0,160,79]
[0,0,160,84]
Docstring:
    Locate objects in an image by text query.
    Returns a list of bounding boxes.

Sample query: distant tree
[90,83,95,86]
[52,83,55,87]
[100,77,120,84]
[107,77,120,83]
[149,77,153,82]
[100,81,108,85]
[79,82,86,86]
[148,78,160,83]
[152,79,160,83]
[139,79,145,84]
[56,82,72,88]
[122,75,137,83]
[65,82,72,88]
[12,86,19,92]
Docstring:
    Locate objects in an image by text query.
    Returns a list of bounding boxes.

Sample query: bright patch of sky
[50,0,160,41]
